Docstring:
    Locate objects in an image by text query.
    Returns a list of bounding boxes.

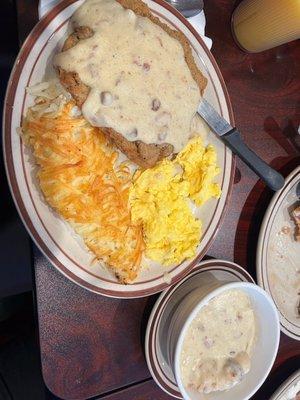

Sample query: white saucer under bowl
[145,259,254,398]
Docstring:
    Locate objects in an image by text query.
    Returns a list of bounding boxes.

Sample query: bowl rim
[174,281,280,400]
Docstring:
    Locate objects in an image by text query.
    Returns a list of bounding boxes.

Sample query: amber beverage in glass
[231,0,300,53]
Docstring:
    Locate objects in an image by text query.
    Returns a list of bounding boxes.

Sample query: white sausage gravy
[180,289,256,394]
[54,0,201,152]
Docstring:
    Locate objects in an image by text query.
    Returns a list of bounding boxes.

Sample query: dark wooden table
[15,0,300,399]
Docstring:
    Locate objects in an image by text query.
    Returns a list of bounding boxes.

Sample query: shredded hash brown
[22,102,144,283]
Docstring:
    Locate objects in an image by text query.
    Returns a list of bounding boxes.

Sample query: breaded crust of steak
[103,128,174,169]
[57,0,207,168]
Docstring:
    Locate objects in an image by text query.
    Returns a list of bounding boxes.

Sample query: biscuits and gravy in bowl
[169,282,280,400]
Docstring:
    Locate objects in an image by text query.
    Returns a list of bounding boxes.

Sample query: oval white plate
[145,259,254,398]
[270,369,300,400]
[257,166,300,340]
[3,0,234,298]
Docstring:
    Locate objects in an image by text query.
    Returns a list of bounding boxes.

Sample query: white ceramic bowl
[168,281,280,400]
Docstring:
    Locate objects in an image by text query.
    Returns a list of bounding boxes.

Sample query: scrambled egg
[129,137,221,266]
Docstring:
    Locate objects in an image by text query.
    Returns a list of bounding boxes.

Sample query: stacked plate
[257,166,300,340]
[269,369,300,400]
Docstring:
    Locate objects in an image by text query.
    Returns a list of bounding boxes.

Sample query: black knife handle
[223,128,285,191]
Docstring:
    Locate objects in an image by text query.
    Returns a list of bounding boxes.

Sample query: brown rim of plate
[257,167,300,338]
[3,0,235,298]
[145,259,254,397]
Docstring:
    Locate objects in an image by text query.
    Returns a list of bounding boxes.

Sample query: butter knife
[198,99,285,191]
